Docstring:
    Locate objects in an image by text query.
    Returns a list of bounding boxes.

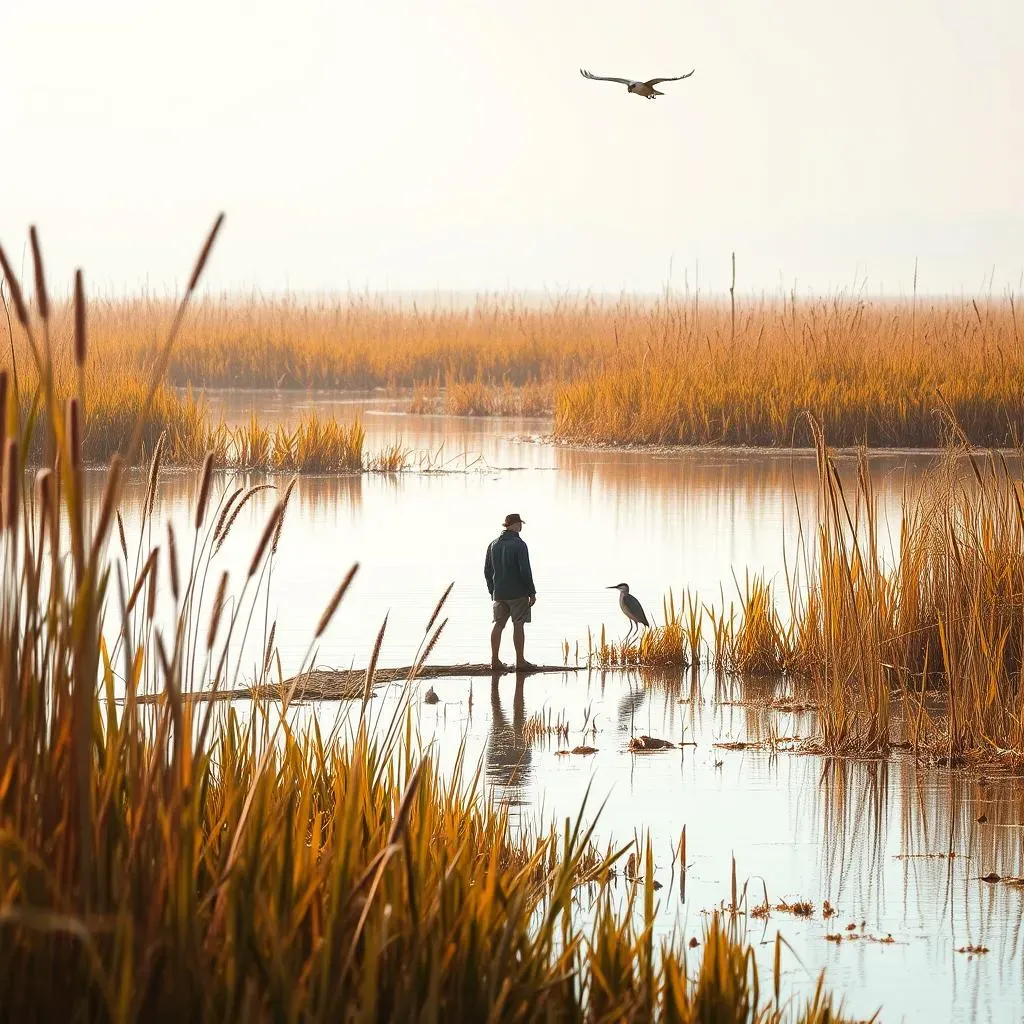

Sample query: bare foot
[515,661,539,672]
[490,661,509,671]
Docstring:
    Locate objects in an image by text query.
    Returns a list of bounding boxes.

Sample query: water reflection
[486,671,532,808]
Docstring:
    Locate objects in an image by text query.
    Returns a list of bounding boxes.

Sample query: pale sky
[2,0,1022,296]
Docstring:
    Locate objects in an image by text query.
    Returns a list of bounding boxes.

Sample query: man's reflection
[486,670,532,807]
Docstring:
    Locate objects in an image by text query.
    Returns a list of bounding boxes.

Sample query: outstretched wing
[643,70,695,86]
[580,69,634,86]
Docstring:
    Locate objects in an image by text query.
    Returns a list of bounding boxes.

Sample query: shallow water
[99,391,1023,1023]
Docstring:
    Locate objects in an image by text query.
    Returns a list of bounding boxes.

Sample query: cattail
[166,521,180,602]
[206,570,229,651]
[418,617,447,668]
[0,370,7,455]
[270,476,296,555]
[89,456,122,565]
[247,500,283,579]
[424,581,454,636]
[146,560,158,621]
[187,213,225,294]
[362,612,389,705]
[314,562,359,638]
[211,486,243,545]
[0,244,29,325]
[262,621,277,677]
[73,269,87,367]
[213,483,274,555]
[145,432,166,519]
[2,439,18,534]
[194,451,215,530]
[29,226,48,321]
[116,511,128,564]
[35,469,52,546]
[66,397,81,471]
[126,547,158,615]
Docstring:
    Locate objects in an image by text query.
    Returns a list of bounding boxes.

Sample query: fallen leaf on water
[957,945,990,955]
[981,872,1002,883]
[688,937,699,948]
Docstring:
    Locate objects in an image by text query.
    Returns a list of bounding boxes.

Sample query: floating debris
[555,745,598,756]
[823,900,837,919]
[775,899,814,917]
[628,735,676,752]
[895,851,960,860]
[688,937,699,949]
[981,872,1002,883]
[977,814,988,824]
[826,931,896,945]
[424,686,439,705]
[957,944,990,955]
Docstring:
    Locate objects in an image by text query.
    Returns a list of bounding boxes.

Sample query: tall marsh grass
[555,296,1024,447]
[6,290,1022,446]
[0,224,860,1021]
[587,424,1024,763]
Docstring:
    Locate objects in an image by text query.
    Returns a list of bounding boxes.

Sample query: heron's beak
[606,586,617,590]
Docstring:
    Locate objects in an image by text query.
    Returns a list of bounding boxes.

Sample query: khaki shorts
[493,596,532,627]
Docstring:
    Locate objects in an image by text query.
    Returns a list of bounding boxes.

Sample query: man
[484,513,538,671]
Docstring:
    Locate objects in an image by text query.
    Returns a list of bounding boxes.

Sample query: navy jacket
[484,530,536,600]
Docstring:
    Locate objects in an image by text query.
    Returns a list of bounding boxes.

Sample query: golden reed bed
[4,291,1021,453]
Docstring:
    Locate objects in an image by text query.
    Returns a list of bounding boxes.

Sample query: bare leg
[513,621,526,666]
[491,621,505,669]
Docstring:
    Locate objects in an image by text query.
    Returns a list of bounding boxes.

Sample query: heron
[608,583,650,646]
[580,68,695,99]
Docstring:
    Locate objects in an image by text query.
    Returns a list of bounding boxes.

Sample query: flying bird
[580,68,695,99]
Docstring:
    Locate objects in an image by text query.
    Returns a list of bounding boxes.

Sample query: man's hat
[503,513,525,527]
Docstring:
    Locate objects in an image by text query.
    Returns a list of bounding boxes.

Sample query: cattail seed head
[270,476,296,556]
[117,511,128,563]
[126,547,158,616]
[146,560,158,621]
[145,432,166,520]
[0,370,7,455]
[194,451,215,530]
[206,570,229,651]
[187,213,225,294]
[166,521,180,602]
[66,397,81,472]
[247,500,283,579]
[29,226,49,321]
[262,621,277,678]
[0,244,29,326]
[315,562,359,639]
[3,438,19,534]
[73,269,87,368]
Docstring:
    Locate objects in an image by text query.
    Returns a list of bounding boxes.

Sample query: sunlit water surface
[94,391,1023,1024]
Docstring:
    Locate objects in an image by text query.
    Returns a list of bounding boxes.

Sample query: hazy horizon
[3,0,1022,298]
